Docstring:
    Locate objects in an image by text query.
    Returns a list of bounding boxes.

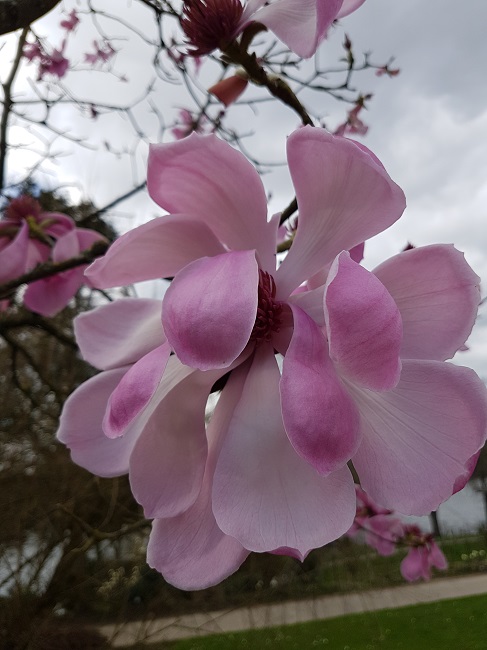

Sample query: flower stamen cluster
[181,0,244,56]
[250,270,282,344]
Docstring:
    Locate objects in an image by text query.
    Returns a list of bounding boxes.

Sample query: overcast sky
[4,0,487,375]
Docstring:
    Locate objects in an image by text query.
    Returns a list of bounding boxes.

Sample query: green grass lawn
[150,593,487,650]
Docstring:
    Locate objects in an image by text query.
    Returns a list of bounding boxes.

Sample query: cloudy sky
[4,0,487,374]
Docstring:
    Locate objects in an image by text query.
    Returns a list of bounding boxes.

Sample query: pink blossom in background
[348,485,404,556]
[0,196,74,283]
[376,64,400,77]
[182,0,367,58]
[38,42,70,80]
[84,40,116,66]
[0,195,106,315]
[23,40,70,80]
[349,487,448,581]
[23,41,43,61]
[400,525,448,582]
[23,227,107,317]
[58,127,487,590]
[60,9,80,32]
[171,109,209,140]
[334,103,368,137]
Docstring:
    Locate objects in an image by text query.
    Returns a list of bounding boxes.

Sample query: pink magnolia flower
[23,39,70,80]
[58,127,486,590]
[182,0,367,58]
[171,109,209,140]
[376,64,400,78]
[334,104,368,137]
[0,196,74,283]
[23,227,107,317]
[38,40,70,80]
[23,41,43,61]
[348,486,404,556]
[60,9,80,32]
[84,40,115,66]
[400,525,448,582]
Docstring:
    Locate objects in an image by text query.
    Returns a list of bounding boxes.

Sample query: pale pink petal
[147,134,275,271]
[86,215,225,288]
[324,251,402,390]
[41,212,75,237]
[51,229,79,261]
[253,0,343,58]
[0,222,29,283]
[453,451,480,494]
[401,547,429,582]
[336,0,367,18]
[276,128,406,298]
[147,366,250,590]
[23,268,85,316]
[350,359,487,514]
[287,284,325,326]
[429,541,448,570]
[163,250,258,370]
[213,346,356,555]
[373,245,481,361]
[103,343,171,438]
[280,305,361,474]
[129,359,225,519]
[365,515,404,556]
[74,298,165,370]
[73,227,106,253]
[57,368,139,477]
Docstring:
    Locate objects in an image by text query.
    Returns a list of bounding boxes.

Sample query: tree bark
[0,0,61,35]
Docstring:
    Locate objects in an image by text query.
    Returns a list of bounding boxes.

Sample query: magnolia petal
[73,227,106,256]
[253,0,342,58]
[129,360,224,519]
[276,128,406,298]
[23,268,85,317]
[373,245,481,361]
[52,229,79,261]
[281,305,361,474]
[324,252,402,391]
[453,451,480,494]
[147,366,250,590]
[163,250,258,370]
[213,346,356,555]
[147,134,275,272]
[103,343,171,438]
[0,222,29,283]
[351,359,487,515]
[287,284,325,326]
[400,548,429,582]
[56,368,139,477]
[75,298,165,370]
[42,212,75,237]
[86,215,225,288]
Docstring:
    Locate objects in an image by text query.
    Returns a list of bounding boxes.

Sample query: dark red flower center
[250,270,282,344]
[181,0,244,56]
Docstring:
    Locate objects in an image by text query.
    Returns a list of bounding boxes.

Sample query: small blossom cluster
[23,10,116,81]
[0,196,106,316]
[348,486,448,582]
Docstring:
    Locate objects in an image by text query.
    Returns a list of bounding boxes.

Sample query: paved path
[99,573,487,647]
